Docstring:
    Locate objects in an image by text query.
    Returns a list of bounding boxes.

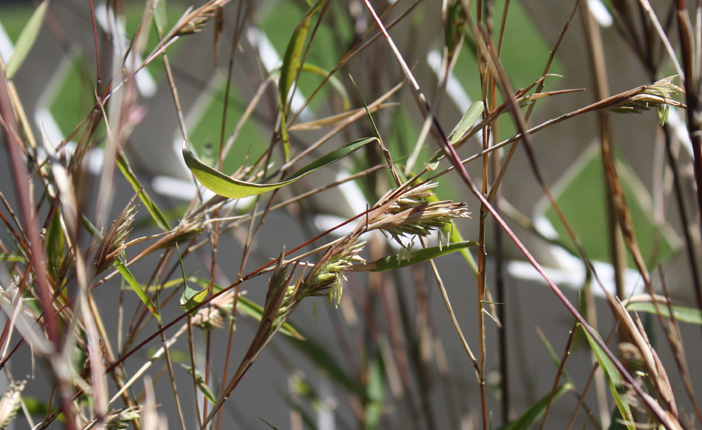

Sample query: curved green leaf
[581,325,636,430]
[626,301,702,325]
[180,283,208,315]
[182,364,216,404]
[348,241,478,272]
[153,0,167,38]
[115,259,161,324]
[117,151,170,231]
[448,101,485,145]
[279,0,324,110]
[499,383,572,430]
[426,100,484,167]
[5,0,50,79]
[183,137,376,199]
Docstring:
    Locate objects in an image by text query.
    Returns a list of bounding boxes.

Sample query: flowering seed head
[370,183,470,242]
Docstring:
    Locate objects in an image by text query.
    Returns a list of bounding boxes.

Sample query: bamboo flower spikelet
[267,181,470,319]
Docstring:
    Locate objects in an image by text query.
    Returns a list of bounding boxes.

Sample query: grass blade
[499,383,572,430]
[153,0,168,38]
[626,302,702,325]
[581,325,636,430]
[279,0,323,111]
[4,0,49,79]
[278,0,324,159]
[116,151,170,231]
[183,137,376,199]
[348,241,478,272]
[182,364,217,404]
[447,101,485,146]
[364,352,385,430]
[179,283,208,315]
[114,259,162,324]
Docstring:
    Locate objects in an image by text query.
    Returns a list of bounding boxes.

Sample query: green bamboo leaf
[279,0,323,112]
[536,328,574,385]
[626,301,702,325]
[278,0,323,159]
[426,101,485,170]
[300,63,350,110]
[114,259,161,324]
[183,137,376,199]
[426,100,484,168]
[448,101,484,145]
[0,254,24,262]
[445,0,467,61]
[499,383,572,430]
[581,325,636,430]
[180,283,208,315]
[349,241,478,272]
[429,193,480,277]
[153,0,167,38]
[182,364,217,404]
[4,0,49,79]
[116,151,170,231]
[45,210,66,282]
[364,352,385,430]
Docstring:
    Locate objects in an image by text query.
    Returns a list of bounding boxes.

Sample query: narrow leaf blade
[115,260,162,324]
[183,137,375,199]
[5,0,50,79]
[500,383,572,430]
[448,101,484,145]
[350,241,478,272]
[153,0,167,38]
[180,284,208,314]
[182,364,217,404]
[581,325,636,430]
[278,0,323,111]
[116,151,170,231]
[626,301,702,325]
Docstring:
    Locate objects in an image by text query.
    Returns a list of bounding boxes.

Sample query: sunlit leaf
[114,259,161,324]
[499,383,572,430]
[626,301,702,325]
[278,0,324,159]
[183,137,376,199]
[279,0,323,111]
[445,0,467,61]
[4,0,50,79]
[45,209,66,282]
[448,101,484,145]
[348,241,478,272]
[180,283,208,315]
[536,327,574,385]
[182,364,216,404]
[116,151,170,231]
[153,0,167,38]
[364,351,385,430]
[581,325,636,430]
